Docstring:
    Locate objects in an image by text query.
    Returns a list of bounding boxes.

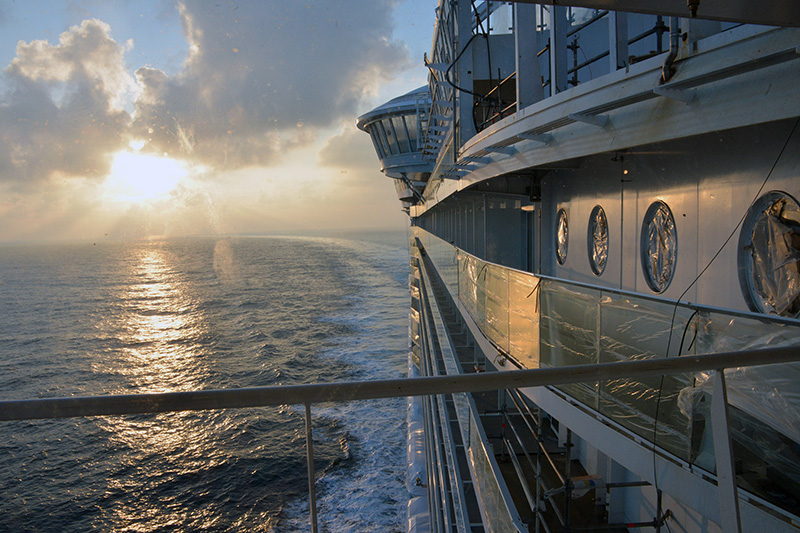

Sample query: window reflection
[392,116,410,152]
[364,113,423,158]
[405,114,419,151]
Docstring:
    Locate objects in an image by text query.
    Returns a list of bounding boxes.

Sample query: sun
[104,146,189,203]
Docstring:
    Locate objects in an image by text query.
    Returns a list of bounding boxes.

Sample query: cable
[649,116,800,523]
[666,116,799,357]
[441,33,484,99]
[678,310,700,357]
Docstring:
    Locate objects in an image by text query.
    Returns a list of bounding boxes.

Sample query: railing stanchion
[711,369,742,533]
[305,402,318,533]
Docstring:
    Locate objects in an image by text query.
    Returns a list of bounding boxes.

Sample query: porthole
[556,208,568,265]
[738,191,800,317]
[641,201,677,293]
[588,205,608,275]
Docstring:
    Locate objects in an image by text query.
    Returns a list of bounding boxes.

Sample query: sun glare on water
[104,147,189,203]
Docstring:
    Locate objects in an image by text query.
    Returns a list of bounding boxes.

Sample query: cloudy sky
[0,0,434,242]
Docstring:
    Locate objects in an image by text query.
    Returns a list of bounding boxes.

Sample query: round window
[588,205,608,275]
[738,191,800,317]
[641,201,677,293]
[556,208,568,265]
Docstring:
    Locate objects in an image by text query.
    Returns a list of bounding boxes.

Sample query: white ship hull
[359,3,800,531]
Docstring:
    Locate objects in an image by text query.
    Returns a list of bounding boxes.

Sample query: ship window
[588,205,608,275]
[366,125,385,159]
[556,208,568,265]
[381,119,399,155]
[372,122,391,158]
[738,191,800,317]
[404,115,419,151]
[641,201,677,293]
[391,116,411,153]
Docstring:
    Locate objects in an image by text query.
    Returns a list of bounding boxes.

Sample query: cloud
[0,19,133,187]
[1,1,411,186]
[0,2,416,241]
[133,0,410,169]
[318,124,383,172]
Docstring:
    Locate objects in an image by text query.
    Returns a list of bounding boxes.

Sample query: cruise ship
[358,1,800,531]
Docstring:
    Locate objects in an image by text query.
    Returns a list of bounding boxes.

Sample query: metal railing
[415,226,800,524]
[2,346,799,531]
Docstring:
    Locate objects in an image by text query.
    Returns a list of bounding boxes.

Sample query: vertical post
[656,488,663,533]
[564,428,573,531]
[609,12,629,71]
[305,403,319,533]
[456,0,476,144]
[711,369,742,533]
[595,293,602,410]
[549,6,568,95]
[535,406,543,533]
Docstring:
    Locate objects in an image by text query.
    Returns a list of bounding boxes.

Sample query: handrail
[420,225,800,327]
[1,346,798,422]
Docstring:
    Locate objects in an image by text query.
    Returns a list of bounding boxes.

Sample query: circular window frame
[556,208,569,265]
[640,200,678,293]
[587,205,608,276]
[737,191,800,318]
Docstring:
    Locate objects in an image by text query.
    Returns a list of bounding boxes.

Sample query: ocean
[0,230,411,532]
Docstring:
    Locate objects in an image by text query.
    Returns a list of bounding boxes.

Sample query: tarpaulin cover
[642,201,677,292]
[745,194,800,317]
[556,208,569,264]
[508,271,540,369]
[485,265,509,353]
[589,206,608,275]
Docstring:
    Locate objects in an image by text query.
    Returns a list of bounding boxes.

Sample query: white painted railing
[1,346,798,531]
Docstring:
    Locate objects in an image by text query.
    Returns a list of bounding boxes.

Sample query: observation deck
[357,86,433,210]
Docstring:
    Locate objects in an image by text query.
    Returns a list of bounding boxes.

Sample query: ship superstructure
[359,1,800,531]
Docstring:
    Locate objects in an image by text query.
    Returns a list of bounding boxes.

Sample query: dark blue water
[0,232,410,532]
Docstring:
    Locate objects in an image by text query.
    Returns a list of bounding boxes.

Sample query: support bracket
[568,113,609,128]
[517,132,554,144]
[486,145,519,155]
[653,85,697,104]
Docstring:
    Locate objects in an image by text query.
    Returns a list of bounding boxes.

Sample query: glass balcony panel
[597,292,696,462]
[539,281,600,408]
[469,412,521,531]
[484,264,509,353]
[476,259,487,332]
[508,271,540,369]
[460,254,480,328]
[414,227,800,516]
[690,313,800,502]
[423,231,458,290]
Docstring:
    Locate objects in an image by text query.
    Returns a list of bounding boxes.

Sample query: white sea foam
[279,235,410,532]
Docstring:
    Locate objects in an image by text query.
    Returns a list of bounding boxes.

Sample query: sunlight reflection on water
[96,246,225,530]
[0,234,409,532]
[102,246,211,393]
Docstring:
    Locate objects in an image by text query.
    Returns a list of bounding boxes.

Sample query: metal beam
[509,0,800,28]
[1,346,799,421]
